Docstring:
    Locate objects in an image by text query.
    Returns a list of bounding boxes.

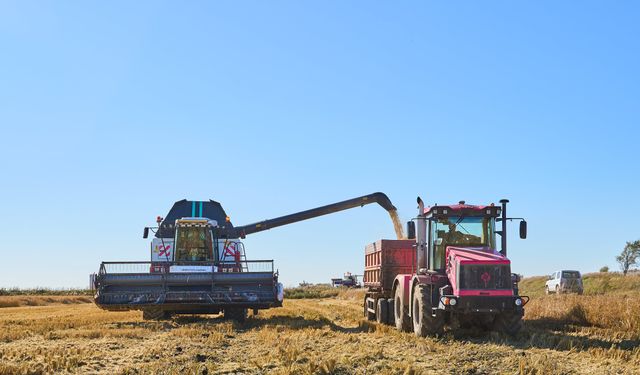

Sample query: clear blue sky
[1,1,638,288]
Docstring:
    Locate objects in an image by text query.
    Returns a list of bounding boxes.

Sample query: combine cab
[364,198,529,335]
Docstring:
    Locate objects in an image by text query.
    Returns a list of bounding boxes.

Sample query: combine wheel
[555,285,561,295]
[393,286,412,332]
[142,308,171,321]
[412,285,444,337]
[493,312,523,336]
[224,307,248,323]
[375,299,388,324]
[545,287,550,295]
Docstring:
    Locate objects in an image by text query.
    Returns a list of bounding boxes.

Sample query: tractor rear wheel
[142,308,171,321]
[412,285,444,337]
[493,311,523,336]
[224,307,248,323]
[376,298,388,324]
[394,287,412,332]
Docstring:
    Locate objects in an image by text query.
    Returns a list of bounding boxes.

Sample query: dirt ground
[0,291,638,375]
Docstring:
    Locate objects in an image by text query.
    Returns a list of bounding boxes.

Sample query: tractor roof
[424,203,501,217]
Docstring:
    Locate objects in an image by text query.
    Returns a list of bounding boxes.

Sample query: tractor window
[175,226,213,261]
[430,216,495,270]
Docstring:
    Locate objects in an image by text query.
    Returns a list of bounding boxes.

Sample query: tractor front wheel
[393,286,412,332]
[493,312,523,336]
[412,285,444,337]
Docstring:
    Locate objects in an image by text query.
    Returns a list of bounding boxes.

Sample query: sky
[1,1,638,288]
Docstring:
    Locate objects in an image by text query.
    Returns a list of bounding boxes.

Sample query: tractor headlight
[514,298,523,306]
[449,298,457,306]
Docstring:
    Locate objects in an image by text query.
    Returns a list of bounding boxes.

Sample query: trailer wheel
[142,308,171,321]
[224,307,248,323]
[376,299,388,324]
[386,298,395,325]
[412,285,444,337]
[493,312,523,336]
[393,287,412,332]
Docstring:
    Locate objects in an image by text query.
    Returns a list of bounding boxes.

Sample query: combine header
[93,193,397,321]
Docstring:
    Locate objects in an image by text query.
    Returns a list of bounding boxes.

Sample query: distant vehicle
[545,270,583,295]
[331,272,362,288]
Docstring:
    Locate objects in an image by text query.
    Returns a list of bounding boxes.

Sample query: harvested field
[0,274,639,374]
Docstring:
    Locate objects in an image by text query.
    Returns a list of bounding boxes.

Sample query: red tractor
[364,198,528,336]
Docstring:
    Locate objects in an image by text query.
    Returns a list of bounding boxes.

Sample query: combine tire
[142,308,171,321]
[393,286,412,332]
[555,285,561,295]
[412,285,444,337]
[493,312,523,336]
[376,299,388,324]
[224,307,248,323]
[545,287,550,295]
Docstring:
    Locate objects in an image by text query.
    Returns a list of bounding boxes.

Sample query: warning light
[225,216,231,222]
[156,216,163,224]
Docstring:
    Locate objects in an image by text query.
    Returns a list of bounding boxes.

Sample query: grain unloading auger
[92,192,398,321]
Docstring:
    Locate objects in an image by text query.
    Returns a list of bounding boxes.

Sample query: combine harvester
[93,193,398,321]
[363,198,529,335]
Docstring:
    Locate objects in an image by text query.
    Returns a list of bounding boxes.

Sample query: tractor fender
[392,274,413,308]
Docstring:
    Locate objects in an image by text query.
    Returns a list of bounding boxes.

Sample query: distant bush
[599,266,609,273]
[0,288,92,296]
[284,284,340,299]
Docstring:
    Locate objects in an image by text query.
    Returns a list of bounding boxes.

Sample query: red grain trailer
[363,239,415,324]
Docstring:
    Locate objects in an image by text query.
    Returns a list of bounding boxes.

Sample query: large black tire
[142,308,171,321]
[376,298,388,324]
[493,312,523,336]
[386,298,395,325]
[224,307,248,323]
[394,286,412,332]
[412,285,444,337]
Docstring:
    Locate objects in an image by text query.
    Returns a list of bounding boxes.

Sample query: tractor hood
[446,246,513,297]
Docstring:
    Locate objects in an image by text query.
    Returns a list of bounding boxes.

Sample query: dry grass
[0,295,93,308]
[0,274,638,374]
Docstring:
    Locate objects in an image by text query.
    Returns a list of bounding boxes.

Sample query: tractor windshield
[175,226,214,262]
[430,216,496,270]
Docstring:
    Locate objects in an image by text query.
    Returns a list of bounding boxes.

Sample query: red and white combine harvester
[92,193,398,321]
[364,198,528,336]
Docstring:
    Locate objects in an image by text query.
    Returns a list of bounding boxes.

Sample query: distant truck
[331,272,362,288]
[545,270,583,295]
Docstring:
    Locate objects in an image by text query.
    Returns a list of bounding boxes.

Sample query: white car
[545,270,583,294]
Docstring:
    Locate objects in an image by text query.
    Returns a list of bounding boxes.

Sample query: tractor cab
[424,202,501,271]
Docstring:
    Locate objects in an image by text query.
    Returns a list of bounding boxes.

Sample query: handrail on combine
[98,260,274,275]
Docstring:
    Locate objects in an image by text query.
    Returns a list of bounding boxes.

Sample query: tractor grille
[459,265,511,290]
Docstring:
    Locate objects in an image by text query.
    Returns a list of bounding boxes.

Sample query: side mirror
[143,227,149,239]
[406,221,416,240]
[519,220,527,239]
